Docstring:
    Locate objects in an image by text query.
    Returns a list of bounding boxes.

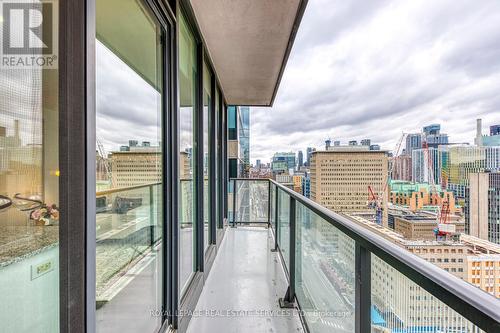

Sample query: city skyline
[250,0,500,164]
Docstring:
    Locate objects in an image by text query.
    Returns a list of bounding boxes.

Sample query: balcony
[187,178,500,333]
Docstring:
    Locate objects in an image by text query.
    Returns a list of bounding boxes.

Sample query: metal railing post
[267,180,271,228]
[231,179,237,227]
[271,185,279,252]
[279,196,296,308]
[355,243,371,333]
[149,184,154,246]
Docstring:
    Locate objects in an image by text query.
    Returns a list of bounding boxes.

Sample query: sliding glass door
[95,0,164,331]
[203,61,211,250]
[178,10,197,294]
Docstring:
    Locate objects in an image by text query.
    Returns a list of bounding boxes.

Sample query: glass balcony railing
[231,178,500,333]
[95,183,162,309]
[231,179,270,225]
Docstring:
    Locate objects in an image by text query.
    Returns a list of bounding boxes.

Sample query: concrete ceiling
[190,0,307,106]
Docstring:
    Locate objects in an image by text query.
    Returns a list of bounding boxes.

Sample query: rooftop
[346,213,500,256]
[313,149,388,154]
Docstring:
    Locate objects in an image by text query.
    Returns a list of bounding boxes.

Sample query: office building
[482,134,500,147]
[239,106,250,175]
[275,174,293,189]
[466,173,500,245]
[405,133,422,156]
[412,146,448,185]
[393,214,465,240]
[297,150,303,168]
[228,106,240,178]
[349,214,500,298]
[391,154,412,181]
[491,125,500,136]
[423,124,449,148]
[305,146,313,166]
[228,106,251,178]
[310,149,389,226]
[293,174,303,194]
[302,173,311,198]
[447,145,500,198]
[389,181,461,215]
[271,152,296,173]
[347,213,500,331]
[110,149,162,188]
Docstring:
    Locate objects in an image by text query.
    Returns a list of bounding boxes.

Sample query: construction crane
[421,141,437,193]
[386,132,407,190]
[368,185,383,225]
[96,137,111,181]
[421,137,453,238]
[368,133,407,226]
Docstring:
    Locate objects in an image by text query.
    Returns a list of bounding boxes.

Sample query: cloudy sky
[96,40,162,152]
[250,0,500,164]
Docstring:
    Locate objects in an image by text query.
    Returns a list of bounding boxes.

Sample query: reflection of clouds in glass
[203,105,209,152]
[0,68,42,146]
[96,40,161,152]
[179,106,193,152]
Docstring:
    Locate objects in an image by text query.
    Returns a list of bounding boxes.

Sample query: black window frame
[60,0,228,332]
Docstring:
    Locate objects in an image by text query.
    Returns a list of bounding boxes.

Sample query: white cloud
[250,0,500,164]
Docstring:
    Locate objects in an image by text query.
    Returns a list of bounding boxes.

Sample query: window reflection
[203,61,211,250]
[0,47,59,332]
[95,0,163,331]
[179,11,196,293]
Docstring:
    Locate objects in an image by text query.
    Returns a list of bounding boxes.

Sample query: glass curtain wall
[95,0,163,331]
[0,5,60,332]
[227,106,238,180]
[203,61,211,249]
[178,11,196,293]
[227,106,237,140]
[215,89,221,229]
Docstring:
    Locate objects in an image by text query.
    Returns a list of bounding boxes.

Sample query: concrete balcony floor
[187,227,304,333]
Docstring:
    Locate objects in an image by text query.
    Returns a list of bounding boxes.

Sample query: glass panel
[178,11,196,293]
[278,189,290,269]
[234,180,269,223]
[296,203,355,333]
[228,180,234,224]
[239,107,250,177]
[270,184,276,228]
[95,0,163,331]
[371,254,482,333]
[229,158,238,179]
[0,4,59,332]
[203,61,211,250]
[227,106,237,140]
[215,89,221,229]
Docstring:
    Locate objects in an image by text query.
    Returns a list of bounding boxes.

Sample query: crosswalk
[320,317,347,331]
